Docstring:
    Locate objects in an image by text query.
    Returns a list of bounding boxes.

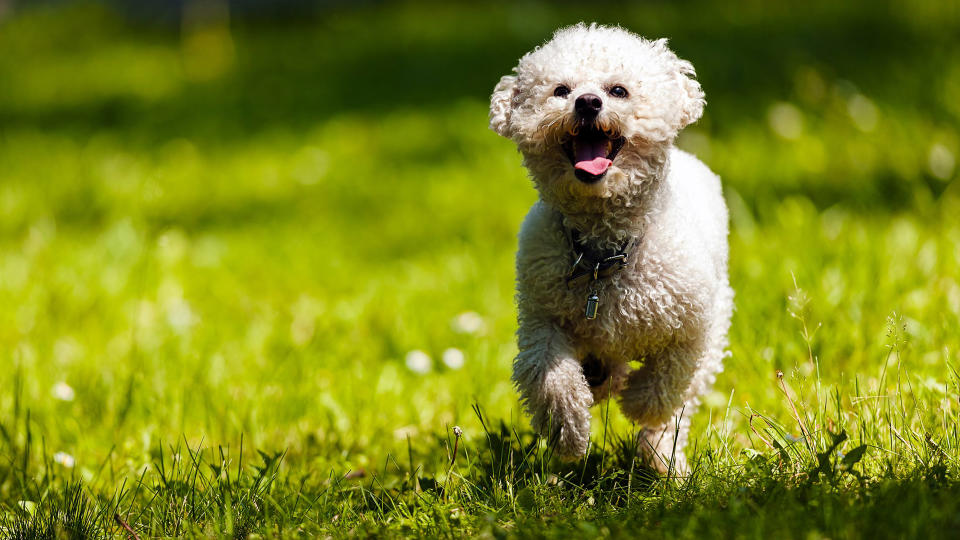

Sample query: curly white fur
[490,23,733,473]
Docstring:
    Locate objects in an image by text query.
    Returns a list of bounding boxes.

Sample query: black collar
[564,226,635,288]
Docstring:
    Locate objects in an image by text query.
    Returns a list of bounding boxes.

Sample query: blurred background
[1,0,959,480]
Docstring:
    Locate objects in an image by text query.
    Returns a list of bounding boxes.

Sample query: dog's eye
[553,85,571,98]
[608,85,629,98]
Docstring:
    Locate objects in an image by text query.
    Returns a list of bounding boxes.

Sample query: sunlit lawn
[1,1,959,537]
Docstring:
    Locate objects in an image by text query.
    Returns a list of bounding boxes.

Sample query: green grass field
[1,1,959,537]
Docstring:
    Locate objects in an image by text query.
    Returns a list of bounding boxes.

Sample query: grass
[1,0,959,537]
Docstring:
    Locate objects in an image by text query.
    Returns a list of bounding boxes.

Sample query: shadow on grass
[453,405,665,508]
[1,0,954,140]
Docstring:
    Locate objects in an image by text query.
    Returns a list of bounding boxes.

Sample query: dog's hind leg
[512,319,593,459]
[637,408,693,474]
[618,340,705,473]
[618,340,702,427]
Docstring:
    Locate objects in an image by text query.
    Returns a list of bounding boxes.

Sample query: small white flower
[928,143,955,181]
[52,381,75,401]
[53,452,75,468]
[451,311,485,335]
[405,350,432,374]
[166,298,197,334]
[442,348,465,370]
[767,102,803,140]
[847,94,878,132]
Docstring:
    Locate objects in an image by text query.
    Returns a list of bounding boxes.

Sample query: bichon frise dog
[490,23,733,473]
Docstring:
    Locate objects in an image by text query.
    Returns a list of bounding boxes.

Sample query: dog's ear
[673,58,705,130]
[648,39,705,138]
[489,74,517,138]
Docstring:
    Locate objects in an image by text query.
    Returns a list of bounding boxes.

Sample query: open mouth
[561,122,626,184]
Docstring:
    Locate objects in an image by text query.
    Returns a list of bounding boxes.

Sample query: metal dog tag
[585,292,599,320]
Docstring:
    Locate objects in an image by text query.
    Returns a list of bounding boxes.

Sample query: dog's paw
[532,401,591,459]
[554,418,591,460]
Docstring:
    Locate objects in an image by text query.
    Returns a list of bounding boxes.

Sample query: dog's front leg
[512,318,593,459]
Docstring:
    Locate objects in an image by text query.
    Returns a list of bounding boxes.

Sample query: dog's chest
[529,241,704,357]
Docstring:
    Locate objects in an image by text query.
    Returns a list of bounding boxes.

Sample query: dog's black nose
[575,93,603,117]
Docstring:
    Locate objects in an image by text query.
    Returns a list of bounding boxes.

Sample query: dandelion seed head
[451,311,485,335]
[767,102,803,140]
[405,350,432,374]
[166,298,197,334]
[442,348,465,370]
[53,452,75,468]
[928,143,955,181]
[52,381,75,401]
[847,94,878,132]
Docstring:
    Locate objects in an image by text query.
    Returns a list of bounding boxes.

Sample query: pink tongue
[575,157,612,176]
[574,138,612,176]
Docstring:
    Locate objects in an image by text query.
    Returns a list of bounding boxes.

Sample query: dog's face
[490,24,704,207]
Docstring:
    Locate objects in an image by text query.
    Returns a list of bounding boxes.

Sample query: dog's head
[490,23,704,208]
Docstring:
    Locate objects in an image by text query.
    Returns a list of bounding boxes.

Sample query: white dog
[489,23,733,472]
